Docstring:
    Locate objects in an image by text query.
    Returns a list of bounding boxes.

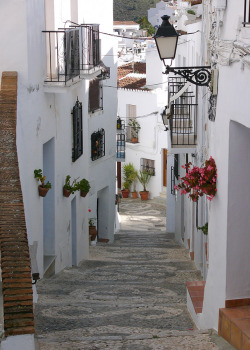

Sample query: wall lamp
[154,15,211,87]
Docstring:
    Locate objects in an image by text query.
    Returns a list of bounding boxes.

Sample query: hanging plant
[175,156,217,202]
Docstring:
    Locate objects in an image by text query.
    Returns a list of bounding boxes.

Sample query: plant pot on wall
[139,191,149,200]
[80,191,87,197]
[63,188,71,197]
[38,185,49,197]
[121,189,130,198]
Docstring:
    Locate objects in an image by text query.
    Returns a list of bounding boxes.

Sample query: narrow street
[34,198,232,350]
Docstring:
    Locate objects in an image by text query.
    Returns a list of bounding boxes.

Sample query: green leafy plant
[34,169,51,189]
[137,169,152,192]
[130,168,138,192]
[122,163,136,190]
[76,178,91,193]
[187,9,196,15]
[128,118,141,138]
[198,222,208,235]
[63,175,78,194]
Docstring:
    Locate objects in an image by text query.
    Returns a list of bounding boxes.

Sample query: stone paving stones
[34,197,233,349]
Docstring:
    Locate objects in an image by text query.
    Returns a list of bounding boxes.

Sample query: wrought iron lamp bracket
[165,65,211,87]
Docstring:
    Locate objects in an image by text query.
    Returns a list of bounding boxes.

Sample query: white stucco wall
[0,0,117,277]
[118,87,168,198]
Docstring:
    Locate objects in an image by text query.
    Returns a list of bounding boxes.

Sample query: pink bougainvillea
[175,156,217,202]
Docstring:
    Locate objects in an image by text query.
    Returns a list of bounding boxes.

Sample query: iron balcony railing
[43,29,80,84]
[43,25,102,84]
[78,24,101,72]
[168,77,197,147]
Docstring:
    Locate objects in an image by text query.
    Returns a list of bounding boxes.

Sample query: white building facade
[167,0,250,346]
[0,0,117,279]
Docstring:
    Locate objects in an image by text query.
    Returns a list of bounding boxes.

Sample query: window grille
[72,98,83,162]
[91,129,105,160]
[140,158,155,176]
[174,154,179,180]
[126,104,137,141]
[89,78,103,113]
[116,134,125,159]
[171,166,175,195]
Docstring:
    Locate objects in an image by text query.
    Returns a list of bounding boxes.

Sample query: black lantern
[154,15,179,61]
[154,16,211,87]
[117,116,121,130]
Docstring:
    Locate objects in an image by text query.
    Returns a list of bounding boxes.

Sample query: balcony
[43,29,80,86]
[43,25,109,89]
[168,77,197,148]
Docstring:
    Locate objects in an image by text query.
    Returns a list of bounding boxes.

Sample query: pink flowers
[175,156,217,202]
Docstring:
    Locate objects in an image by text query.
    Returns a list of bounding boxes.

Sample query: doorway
[71,196,77,266]
[43,138,55,276]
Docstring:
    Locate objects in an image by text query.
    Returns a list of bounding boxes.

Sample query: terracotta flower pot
[63,188,71,197]
[139,191,149,200]
[89,226,97,241]
[121,189,130,198]
[131,137,138,143]
[80,191,87,197]
[38,185,49,197]
[131,191,138,199]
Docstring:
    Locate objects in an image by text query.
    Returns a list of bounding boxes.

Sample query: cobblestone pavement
[34,197,232,350]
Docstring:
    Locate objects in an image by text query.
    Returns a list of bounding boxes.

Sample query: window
[244,0,250,25]
[72,98,83,162]
[174,154,179,180]
[126,104,137,142]
[89,78,103,113]
[117,134,125,159]
[91,129,105,160]
[140,158,155,176]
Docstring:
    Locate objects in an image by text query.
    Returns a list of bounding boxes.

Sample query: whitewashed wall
[0,0,117,277]
[118,86,168,198]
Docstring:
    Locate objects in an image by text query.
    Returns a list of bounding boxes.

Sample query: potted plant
[76,178,91,197]
[121,163,134,198]
[128,118,141,143]
[34,169,52,197]
[137,169,152,200]
[88,209,97,243]
[130,168,138,199]
[63,175,78,197]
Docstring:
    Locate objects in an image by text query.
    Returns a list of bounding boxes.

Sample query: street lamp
[154,15,211,87]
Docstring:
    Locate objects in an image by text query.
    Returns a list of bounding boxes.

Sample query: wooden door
[163,149,168,187]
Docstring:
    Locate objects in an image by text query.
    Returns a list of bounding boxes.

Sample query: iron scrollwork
[166,66,211,87]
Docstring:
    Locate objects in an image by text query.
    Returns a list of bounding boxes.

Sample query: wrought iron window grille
[140,158,155,176]
[171,166,175,195]
[91,129,105,161]
[72,98,83,162]
[168,77,197,147]
[174,154,179,180]
[116,134,125,159]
